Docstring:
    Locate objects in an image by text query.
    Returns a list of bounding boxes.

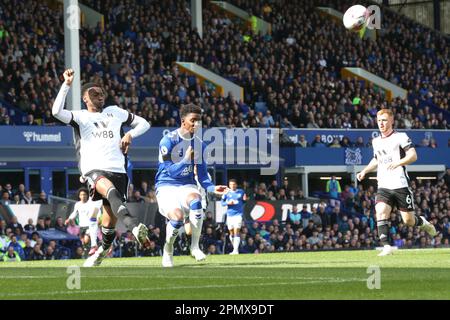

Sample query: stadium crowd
[1,169,449,261]
[0,0,448,130]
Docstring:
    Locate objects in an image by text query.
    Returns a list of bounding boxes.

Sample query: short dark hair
[229,179,237,184]
[77,187,89,197]
[81,82,102,96]
[180,103,202,119]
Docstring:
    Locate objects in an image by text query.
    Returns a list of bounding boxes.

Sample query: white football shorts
[226,215,243,230]
[156,184,201,219]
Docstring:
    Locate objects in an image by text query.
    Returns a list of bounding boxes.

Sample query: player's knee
[376,211,390,221]
[169,209,184,221]
[403,214,415,226]
[189,198,202,211]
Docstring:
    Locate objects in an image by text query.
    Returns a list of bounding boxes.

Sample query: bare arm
[52,69,74,124]
[357,157,378,181]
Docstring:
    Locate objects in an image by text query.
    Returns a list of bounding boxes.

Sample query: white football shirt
[372,131,413,189]
[69,199,102,227]
[70,106,134,175]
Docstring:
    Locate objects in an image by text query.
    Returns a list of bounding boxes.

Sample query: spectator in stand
[7,216,23,234]
[142,240,161,257]
[138,181,150,197]
[329,138,341,148]
[3,246,21,262]
[12,194,21,204]
[7,234,25,260]
[24,218,35,232]
[354,137,365,148]
[298,135,310,148]
[21,191,36,204]
[207,244,217,255]
[44,246,56,260]
[340,136,353,148]
[15,184,26,201]
[36,191,48,204]
[311,207,323,228]
[30,244,45,260]
[43,216,52,230]
[73,246,84,259]
[311,135,326,148]
[300,204,312,228]
[130,190,145,203]
[35,217,45,231]
[1,190,11,206]
[23,239,34,260]
[418,138,430,148]
[429,138,438,148]
[66,219,80,237]
[54,216,67,233]
[326,176,342,200]
[4,184,13,200]
[24,114,38,125]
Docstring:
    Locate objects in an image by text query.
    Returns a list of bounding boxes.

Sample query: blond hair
[377,109,394,118]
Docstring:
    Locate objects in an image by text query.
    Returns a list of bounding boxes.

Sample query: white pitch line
[1,278,366,297]
[0,274,356,280]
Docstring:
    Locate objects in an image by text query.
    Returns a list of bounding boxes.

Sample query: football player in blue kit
[155,103,228,267]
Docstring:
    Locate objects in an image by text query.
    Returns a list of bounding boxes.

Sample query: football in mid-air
[343,4,368,32]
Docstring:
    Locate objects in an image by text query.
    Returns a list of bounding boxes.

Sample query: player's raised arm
[52,69,75,124]
[357,157,378,181]
[120,114,150,154]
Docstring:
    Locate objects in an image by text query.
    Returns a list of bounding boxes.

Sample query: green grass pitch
[0,248,449,300]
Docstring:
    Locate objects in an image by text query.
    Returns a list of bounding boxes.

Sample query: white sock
[189,210,203,251]
[233,236,240,253]
[89,223,98,247]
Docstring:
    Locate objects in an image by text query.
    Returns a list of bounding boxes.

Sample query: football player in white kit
[155,103,229,267]
[357,109,436,256]
[52,69,151,266]
[65,188,102,256]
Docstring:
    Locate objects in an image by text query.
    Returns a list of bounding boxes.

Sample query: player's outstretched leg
[401,211,437,237]
[188,198,206,261]
[95,177,150,248]
[163,217,183,267]
[418,216,437,236]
